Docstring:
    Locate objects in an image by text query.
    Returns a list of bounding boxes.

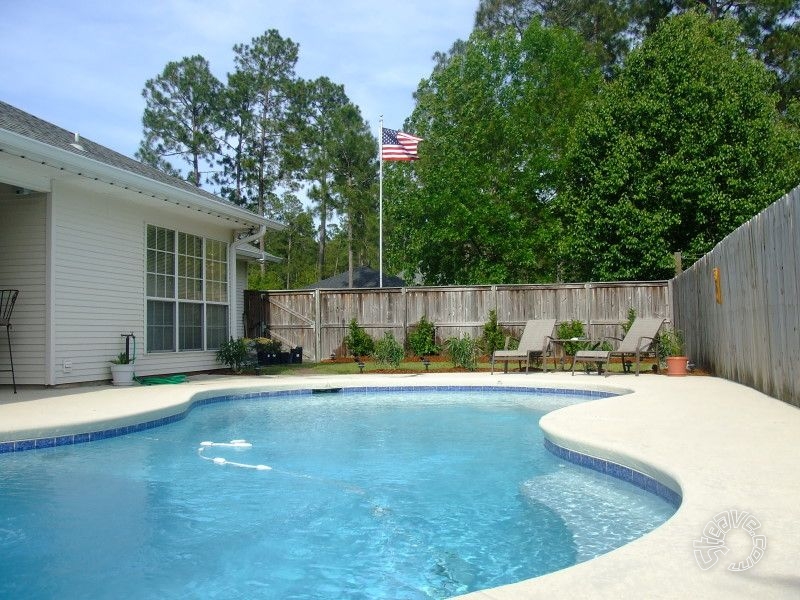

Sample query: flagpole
[379,115,383,288]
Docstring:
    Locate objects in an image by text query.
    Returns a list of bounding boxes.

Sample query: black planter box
[290,347,303,364]
[256,351,278,366]
[257,347,302,365]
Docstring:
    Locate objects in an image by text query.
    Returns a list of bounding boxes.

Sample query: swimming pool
[0,387,677,599]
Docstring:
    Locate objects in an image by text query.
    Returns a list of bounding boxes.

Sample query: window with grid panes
[145,225,229,352]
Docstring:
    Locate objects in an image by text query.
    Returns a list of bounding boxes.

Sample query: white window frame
[145,224,229,353]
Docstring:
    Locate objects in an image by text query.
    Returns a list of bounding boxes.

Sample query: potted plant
[110,352,136,386]
[251,337,282,365]
[658,326,688,376]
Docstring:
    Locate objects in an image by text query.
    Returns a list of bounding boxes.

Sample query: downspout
[228,225,267,340]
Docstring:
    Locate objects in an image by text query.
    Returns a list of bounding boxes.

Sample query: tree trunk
[347,216,354,288]
[285,231,292,289]
[317,188,327,280]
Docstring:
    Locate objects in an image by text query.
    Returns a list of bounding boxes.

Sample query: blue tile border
[544,438,682,508]
[0,385,615,454]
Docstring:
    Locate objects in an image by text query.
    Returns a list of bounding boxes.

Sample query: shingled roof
[0,100,253,208]
[305,266,406,289]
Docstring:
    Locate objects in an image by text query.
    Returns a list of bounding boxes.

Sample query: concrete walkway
[1,372,798,599]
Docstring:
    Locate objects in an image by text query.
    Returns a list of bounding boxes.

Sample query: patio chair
[491,319,556,374]
[1,289,19,393]
[608,317,665,375]
[570,317,665,377]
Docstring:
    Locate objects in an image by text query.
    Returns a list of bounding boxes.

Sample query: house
[304,266,406,289]
[0,100,284,387]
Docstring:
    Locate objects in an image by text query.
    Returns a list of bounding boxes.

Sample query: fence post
[584,282,592,334]
[314,288,321,362]
[402,287,408,347]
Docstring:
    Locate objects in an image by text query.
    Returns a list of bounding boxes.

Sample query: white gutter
[0,128,285,231]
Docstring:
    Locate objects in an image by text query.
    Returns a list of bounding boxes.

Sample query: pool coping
[1,372,798,598]
[0,383,615,453]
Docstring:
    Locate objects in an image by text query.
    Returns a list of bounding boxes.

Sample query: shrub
[216,337,250,372]
[657,327,684,362]
[481,309,506,356]
[445,335,479,371]
[344,318,375,359]
[556,320,587,356]
[622,308,636,334]
[407,316,439,357]
[251,337,282,353]
[373,332,405,368]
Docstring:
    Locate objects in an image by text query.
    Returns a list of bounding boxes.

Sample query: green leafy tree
[330,103,378,287]
[249,193,318,290]
[559,11,800,281]
[137,55,222,186]
[475,2,800,105]
[475,0,633,72]
[295,77,349,279]
[226,30,302,219]
[386,21,601,284]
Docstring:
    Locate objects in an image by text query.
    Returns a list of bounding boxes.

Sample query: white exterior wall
[50,180,240,384]
[0,193,47,386]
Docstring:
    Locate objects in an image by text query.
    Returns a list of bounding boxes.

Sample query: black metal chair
[0,290,19,393]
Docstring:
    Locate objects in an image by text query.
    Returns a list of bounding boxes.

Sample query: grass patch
[239,356,664,376]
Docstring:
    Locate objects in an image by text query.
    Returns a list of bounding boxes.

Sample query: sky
[0,0,476,159]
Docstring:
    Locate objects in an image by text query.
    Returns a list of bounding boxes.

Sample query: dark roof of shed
[304,266,406,289]
[0,100,227,204]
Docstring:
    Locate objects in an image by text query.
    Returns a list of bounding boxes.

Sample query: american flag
[382,128,422,161]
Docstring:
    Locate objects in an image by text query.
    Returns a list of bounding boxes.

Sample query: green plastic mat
[135,374,188,385]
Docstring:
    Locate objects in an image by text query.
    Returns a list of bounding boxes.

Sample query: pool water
[0,388,676,599]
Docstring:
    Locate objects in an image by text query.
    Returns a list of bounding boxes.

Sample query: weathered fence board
[673,186,800,408]
[246,282,670,362]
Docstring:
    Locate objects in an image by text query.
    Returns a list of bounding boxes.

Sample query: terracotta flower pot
[665,356,688,377]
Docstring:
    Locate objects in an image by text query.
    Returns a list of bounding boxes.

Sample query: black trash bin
[290,346,303,364]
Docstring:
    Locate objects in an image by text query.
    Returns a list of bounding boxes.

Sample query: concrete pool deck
[1,372,798,599]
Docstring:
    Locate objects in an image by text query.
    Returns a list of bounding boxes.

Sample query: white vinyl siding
[47,179,237,383]
[0,193,47,386]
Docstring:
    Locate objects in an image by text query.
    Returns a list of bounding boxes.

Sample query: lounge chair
[572,317,664,376]
[491,319,556,374]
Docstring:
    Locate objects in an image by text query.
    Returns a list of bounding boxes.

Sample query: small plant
[216,337,250,373]
[445,335,479,371]
[407,316,439,357]
[556,320,587,356]
[251,337,282,354]
[373,332,405,368]
[111,351,133,364]
[657,326,685,361]
[481,310,506,356]
[344,318,375,359]
[622,308,636,334]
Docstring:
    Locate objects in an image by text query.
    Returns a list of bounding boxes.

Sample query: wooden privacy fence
[672,185,800,408]
[245,282,671,362]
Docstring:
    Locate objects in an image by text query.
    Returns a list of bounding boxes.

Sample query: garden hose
[135,374,188,385]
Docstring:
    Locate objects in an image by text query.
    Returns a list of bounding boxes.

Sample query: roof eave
[0,127,286,231]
